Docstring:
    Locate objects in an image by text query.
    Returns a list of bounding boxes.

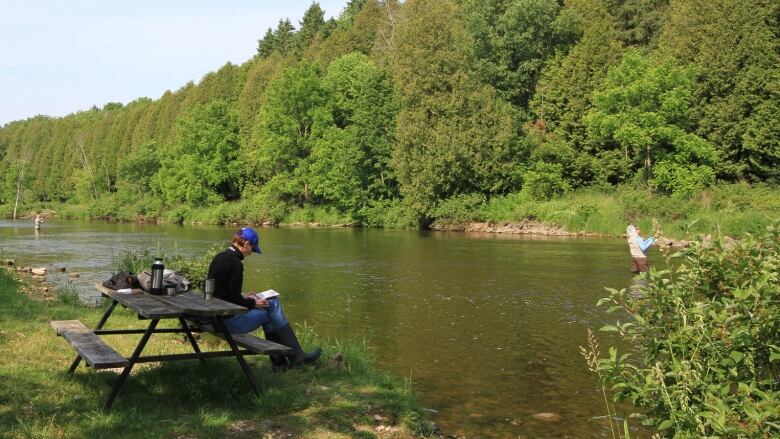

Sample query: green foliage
[112,248,157,275]
[359,198,420,229]
[307,52,397,216]
[606,0,669,47]
[481,192,531,222]
[283,205,355,226]
[522,161,570,201]
[152,100,241,206]
[462,0,578,107]
[388,0,522,224]
[246,63,325,206]
[116,141,160,195]
[430,193,486,227]
[1,160,31,206]
[258,19,297,58]
[296,2,325,55]
[592,224,780,436]
[530,0,624,148]
[658,0,780,182]
[585,51,717,197]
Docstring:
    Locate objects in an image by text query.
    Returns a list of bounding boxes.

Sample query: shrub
[430,193,486,227]
[481,192,531,222]
[112,247,220,288]
[522,162,570,201]
[589,223,780,437]
[356,198,418,228]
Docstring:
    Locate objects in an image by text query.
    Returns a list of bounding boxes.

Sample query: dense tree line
[1,0,778,226]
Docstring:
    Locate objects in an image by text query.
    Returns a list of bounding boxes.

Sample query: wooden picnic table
[51,284,292,411]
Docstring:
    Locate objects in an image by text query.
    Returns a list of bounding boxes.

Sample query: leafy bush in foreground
[592,223,780,437]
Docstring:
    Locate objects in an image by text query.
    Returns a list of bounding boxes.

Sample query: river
[0,219,643,438]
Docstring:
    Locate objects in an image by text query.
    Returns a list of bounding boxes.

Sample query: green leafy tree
[388,0,522,224]
[296,2,325,55]
[152,100,241,206]
[197,62,244,104]
[236,54,294,145]
[246,63,326,206]
[307,52,397,214]
[257,27,276,58]
[2,159,32,217]
[659,0,780,182]
[116,141,161,195]
[306,0,383,66]
[606,0,669,47]
[462,0,579,109]
[531,0,624,147]
[585,51,717,197]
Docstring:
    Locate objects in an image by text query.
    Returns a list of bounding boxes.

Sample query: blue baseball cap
[239,227,262,254]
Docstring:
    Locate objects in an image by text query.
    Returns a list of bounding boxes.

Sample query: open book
[252,289,280,300]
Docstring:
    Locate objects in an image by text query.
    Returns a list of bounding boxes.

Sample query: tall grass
[469,183,780,238]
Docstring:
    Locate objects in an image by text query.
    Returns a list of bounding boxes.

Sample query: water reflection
[0,219,650,438]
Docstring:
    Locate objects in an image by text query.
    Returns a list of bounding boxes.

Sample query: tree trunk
[645,144,652,181]
[73,133,98,200]
[12,164,26,220]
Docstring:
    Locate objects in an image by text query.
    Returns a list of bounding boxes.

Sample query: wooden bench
[211,332,293,356]
[181,318,293,356]
[51,320,129,369]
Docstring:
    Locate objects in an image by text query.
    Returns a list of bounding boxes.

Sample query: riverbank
[5,183,779,242]
[0,266,437,439]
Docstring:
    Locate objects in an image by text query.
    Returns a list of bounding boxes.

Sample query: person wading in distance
[626,224,655,273]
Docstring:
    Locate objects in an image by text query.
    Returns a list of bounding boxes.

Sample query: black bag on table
[102,272,141,290]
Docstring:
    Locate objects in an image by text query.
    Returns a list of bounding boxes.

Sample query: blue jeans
[222,298,289,334]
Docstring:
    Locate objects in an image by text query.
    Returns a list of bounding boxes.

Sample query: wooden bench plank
[211,332,293,355]
[51,320,129,369]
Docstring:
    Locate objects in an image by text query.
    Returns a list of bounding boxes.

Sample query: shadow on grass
[22,347,423,438]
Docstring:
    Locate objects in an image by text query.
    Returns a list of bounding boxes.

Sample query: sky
[0,0,350,126]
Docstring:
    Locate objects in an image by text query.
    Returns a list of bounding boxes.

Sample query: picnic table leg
[103,318,159,412]
[178,317,206,364]
[212,317,261,396]
[68,299,118,374]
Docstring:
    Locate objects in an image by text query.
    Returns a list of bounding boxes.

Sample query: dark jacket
[207,246,255,309]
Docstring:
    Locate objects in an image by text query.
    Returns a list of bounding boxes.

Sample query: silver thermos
[150,257,164,295]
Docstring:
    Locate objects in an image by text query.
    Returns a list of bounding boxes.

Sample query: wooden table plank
[95,284,247,318]
[153,292,247,316]
[95,284,180,319]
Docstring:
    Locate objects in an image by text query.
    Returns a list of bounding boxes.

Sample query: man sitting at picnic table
[207,227,321,371]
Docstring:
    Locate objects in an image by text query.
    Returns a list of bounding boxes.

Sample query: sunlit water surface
[0,219,650,438]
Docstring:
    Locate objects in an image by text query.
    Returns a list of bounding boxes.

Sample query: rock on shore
[433,220,698,247]
[432,219,589,236]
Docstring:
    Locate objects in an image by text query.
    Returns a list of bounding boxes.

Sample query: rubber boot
[274,323,321,367]
[264,330,290,373]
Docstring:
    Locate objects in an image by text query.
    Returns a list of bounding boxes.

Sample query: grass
[474,183,780,238]
[0,268,432,439]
